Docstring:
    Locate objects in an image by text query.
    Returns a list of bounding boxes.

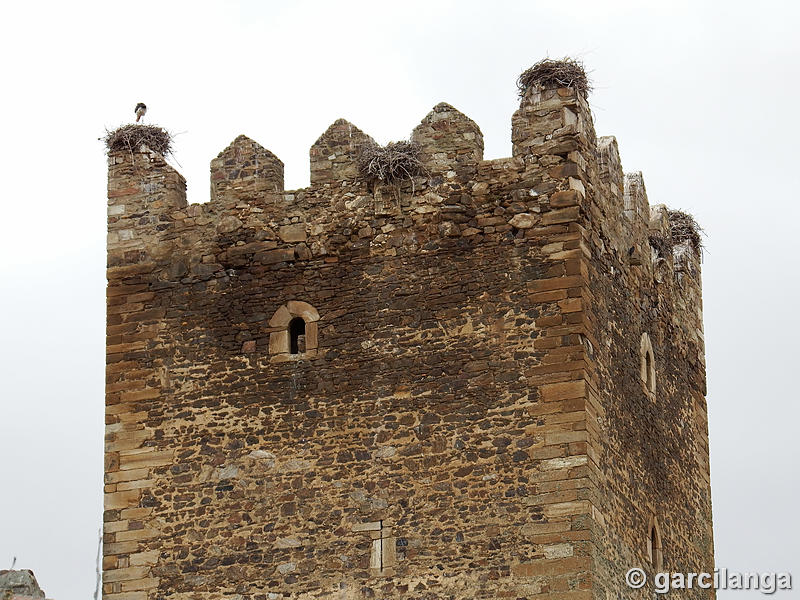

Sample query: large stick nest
[357,141,426,185]
[517,57,592,98]
[104,124,173,156]
[668,210,704,250]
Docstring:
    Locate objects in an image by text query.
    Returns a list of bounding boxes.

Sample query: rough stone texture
[411,102,483,177]
[309,119,374,186]
[211,135,284,206]
[104,71,713,600]
[0,570,47,600]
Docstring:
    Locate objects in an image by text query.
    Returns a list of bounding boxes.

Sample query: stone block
[278,224,307,242]
[104,489,141,510]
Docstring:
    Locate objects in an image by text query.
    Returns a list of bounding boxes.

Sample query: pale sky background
[0,1,798,598]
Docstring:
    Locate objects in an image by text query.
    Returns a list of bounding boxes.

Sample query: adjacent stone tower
[103,60,714,599]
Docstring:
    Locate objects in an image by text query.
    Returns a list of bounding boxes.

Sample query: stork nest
[104,124,173,156]
[517,57,591,98]
[668,210,704,250]
[357,140,426,185]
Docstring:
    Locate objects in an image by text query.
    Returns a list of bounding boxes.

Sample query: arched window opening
[648,518,663,572]
[289,317,306,355]
[650,526,658,564]
[268,301,320,362]
[640,332,656,396]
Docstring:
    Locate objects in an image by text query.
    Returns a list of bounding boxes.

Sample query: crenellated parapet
[106,73,700,303]
[103,56,707,420]
[106,73,701,306]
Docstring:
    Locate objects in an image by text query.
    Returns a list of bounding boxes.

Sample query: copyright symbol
[626,568,647,588]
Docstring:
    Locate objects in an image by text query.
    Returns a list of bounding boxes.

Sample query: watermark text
[625,568,792,594]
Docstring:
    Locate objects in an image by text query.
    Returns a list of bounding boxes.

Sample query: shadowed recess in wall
[648,233,672,259]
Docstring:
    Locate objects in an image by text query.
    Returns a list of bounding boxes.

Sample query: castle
[103,60,714,599]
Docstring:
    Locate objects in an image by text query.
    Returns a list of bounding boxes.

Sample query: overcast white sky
[0,1,798,598]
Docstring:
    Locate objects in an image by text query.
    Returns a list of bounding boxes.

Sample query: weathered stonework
[104,65,713,599]
[0,570,47,600]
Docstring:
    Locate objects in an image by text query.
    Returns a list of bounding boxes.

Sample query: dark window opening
[650,524,662,570]
[650,526,657,564]
[289,317,306,354]
[378,520,384,571]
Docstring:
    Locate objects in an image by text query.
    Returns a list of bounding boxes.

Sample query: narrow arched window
[268,301,320,362]
[640,332,656,396]
[647,517,663,571]
[650,526,658,563]
[289,317,306,354]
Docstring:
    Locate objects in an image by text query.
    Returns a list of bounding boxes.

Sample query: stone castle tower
[103,61,714,599]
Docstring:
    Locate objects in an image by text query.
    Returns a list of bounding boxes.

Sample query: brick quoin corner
[103,62,713,599]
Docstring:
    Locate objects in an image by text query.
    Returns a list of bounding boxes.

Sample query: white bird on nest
[135,102,147,123]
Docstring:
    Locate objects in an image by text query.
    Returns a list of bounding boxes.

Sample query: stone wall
[103,66,713,599]
[0,570,47,600]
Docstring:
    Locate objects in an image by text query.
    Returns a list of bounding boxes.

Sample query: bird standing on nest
[135,102,147,123]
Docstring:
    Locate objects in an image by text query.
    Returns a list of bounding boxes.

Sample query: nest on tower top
[517,57,592,98]
[357,140,426,185]
[649,210,705,258]
[104,124,173,156]
[668,209,704,250]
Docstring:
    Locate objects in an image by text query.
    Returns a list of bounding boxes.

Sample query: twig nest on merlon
[104,124,173,156]
[357,140,426,185]
[668,210,704,251]
[517,57,591,98]
[649,211,704,258]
